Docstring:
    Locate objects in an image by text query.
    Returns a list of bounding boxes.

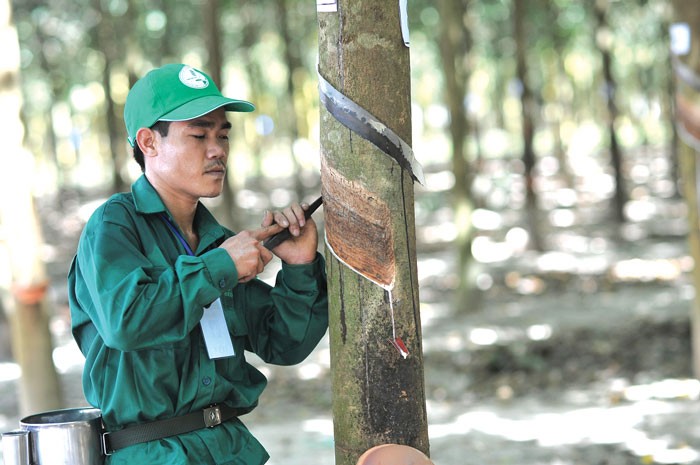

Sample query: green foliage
[9,0,676,190]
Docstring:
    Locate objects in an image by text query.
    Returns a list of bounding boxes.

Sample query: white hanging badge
[200,298,235,359]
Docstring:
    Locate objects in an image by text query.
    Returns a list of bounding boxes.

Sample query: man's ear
[135,127,158,157]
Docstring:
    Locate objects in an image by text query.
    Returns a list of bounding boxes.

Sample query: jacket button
[202,376,212,386]
[219,279,226,288]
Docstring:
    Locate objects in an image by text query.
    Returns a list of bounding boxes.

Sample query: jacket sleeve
[239,253,329,365]
[70,201,237,352]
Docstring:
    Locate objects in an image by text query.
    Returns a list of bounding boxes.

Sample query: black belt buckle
[203,405,222,428]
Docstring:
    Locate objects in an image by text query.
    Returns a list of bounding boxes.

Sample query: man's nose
[207,138,227,159]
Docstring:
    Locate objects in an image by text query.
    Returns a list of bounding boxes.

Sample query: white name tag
[200,298,235,359]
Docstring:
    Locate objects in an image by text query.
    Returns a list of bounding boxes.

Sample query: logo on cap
[179,66,209,89]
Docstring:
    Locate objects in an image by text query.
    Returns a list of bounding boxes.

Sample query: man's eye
[192,134,205,139]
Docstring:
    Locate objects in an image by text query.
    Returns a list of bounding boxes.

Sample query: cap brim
[158,95,255,122]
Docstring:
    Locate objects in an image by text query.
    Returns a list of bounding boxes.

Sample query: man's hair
[133,121,172,172]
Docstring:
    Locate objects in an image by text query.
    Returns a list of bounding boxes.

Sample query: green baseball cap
[124,63,255,146]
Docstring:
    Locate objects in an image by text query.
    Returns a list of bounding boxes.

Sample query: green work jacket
[68,175,329,465]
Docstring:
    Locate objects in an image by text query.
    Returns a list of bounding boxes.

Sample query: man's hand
[262,201,318,265]
[218,225,279,283]
[218,201,318,283]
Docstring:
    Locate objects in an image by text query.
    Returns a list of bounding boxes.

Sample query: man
[68,63,328,464]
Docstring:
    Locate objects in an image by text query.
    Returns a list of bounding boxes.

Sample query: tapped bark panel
[322,159,395,288]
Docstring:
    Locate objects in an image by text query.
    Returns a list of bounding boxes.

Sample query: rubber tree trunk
[202,0,241,231]
[275,0,306,201]
[0,0,63,417]
[670,0,700,378]
[93,0,128,193]
[317,3,430,464]
[437,0,475,305]
[513,0,544,251]
[593,0,627,223]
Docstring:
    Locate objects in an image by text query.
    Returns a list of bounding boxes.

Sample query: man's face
[145,108,232,201]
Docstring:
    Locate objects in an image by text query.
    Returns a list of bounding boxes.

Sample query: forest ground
[1,171,700,465]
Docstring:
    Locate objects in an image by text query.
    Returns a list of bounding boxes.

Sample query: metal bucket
[20,407,104,465]
[1,429,31,465]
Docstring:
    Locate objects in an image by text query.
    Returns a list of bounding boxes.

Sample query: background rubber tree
[317,2,430,464]
[0,0,63,416]
[670,0,700,377]
[594,0,627,224]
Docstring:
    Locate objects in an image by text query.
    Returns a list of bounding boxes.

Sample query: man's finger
[250,223,284,241]
[260,210,274,228]
[290,204,306,227]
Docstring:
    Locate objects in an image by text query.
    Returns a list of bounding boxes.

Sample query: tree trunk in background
[542,2,576,191]
[276,0,305,201]
[0,0,63,416]
[94,0,128,193]
[240,4,265,179]
[203,0,241,231]
[660,3,681,199]
[514,0,544,250]
[593,0,627,223]
[670,0,700,377]
[317,2,430,464]
[436,0,476,304]
[31,0,64,186]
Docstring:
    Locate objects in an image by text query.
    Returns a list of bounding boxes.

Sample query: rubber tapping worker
[68,63,329,464]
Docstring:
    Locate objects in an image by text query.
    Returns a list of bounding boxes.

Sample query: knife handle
[262,196,323,250]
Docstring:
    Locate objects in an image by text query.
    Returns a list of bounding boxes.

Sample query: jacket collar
[132,175,167,214]
[131,174,228,253]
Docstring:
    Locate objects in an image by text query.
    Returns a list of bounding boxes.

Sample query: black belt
[102,404,241,455]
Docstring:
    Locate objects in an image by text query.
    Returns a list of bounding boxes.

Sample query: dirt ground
[2,187,700,465]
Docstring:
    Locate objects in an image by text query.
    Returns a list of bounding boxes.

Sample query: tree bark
[670,0,700,378]
[317,3,429,465]
[203,0,241,231]
[436,0,475,303]
[0,0,63,416]
[276,0,305,201]
[93,0,128,193]
[593,0,627,223]
[514,0,544,250]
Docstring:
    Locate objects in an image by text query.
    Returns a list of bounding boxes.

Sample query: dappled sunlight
[418,222,458,245]
[52,341,84,374]
[471,235,515,263]
[469,327,499,346]
[301,417,333,436]
[417,257,451,282]
[424,322,553,353]
[0,362,21,383]
[537,251,609,275]
[295,348,330,381]
[610,257,689,283]
[424,322,542,352]
[548,208,577,227]
[526,324,553,341]
[428,382,700,464]
[418,302,453,327]
[296,362,323,381]
[623,379,700,402]
[471,208,503,231]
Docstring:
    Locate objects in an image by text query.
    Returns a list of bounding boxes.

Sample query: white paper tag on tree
[200,298,235,359]
[670,23,691,56]
[317,0,337,12]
